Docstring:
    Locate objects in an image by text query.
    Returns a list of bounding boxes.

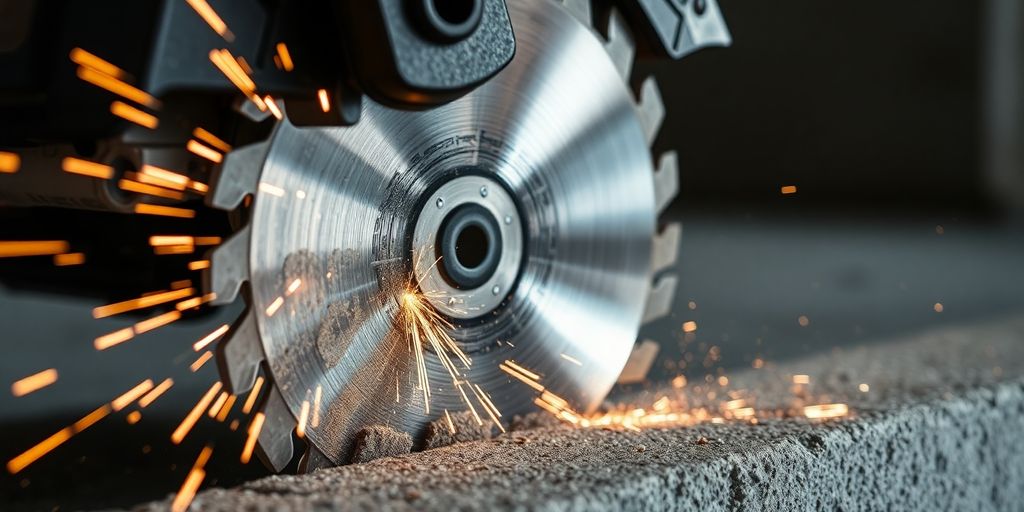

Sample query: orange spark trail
[186,140,223,163]
[11,369,58,397]
[207,391,229,418]
[275,43,294,71]
[193,324,229,351]
[172,381,223,444]
[139,378,174,408]
[62,157,114,179]
[188,260,211,271]
[69,48,128,79]
[215,395,237,422]
[241,413,266,463]
[110,101,158,128]
[5,374,155,474]
[171,445,213,512]
[176,293,216,311]
[135,203,196,218]
[111,379,154,411]
[242,376,265,414]
[190,351,213,372]
[53,253,86,266]
[76,67,159,108]
[133,310,182,335]
[296,399,311,438]
[93,287,194,318]
[0,241,69,258]
[185,0,234,41]
[192,127,232,152]
[94,327,134,350]
[317,89,330,112]
[118,179,184,200]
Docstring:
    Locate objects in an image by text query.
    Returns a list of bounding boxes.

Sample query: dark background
[3,1,1024,509]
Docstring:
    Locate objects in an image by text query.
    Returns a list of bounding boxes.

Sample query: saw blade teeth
[604,9,635,81]
[562,0,591,26]
[206,223,250,305]
[679,0,733,58]
[256,387,296,472]
[654,151,679,214]
[207,140,269,211]
[642,274,677,324]
[637,76,665,146]
[652,223,682,274]
[236,97,273,123]
[298,444,333,474]
[216,310,262,394]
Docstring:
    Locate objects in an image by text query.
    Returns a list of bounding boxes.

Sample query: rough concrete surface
[349,425,413,464]
[137,315,1024,511]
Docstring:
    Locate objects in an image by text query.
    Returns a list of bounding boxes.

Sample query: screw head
[479,186,489,197]
[435,197,445,208]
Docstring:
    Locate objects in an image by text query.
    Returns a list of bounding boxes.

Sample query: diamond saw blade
[206,0,680,469]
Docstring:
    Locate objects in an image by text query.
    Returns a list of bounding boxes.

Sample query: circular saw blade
[210,0,669,467]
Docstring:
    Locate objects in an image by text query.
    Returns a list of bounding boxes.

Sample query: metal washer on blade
[412,175,523,319]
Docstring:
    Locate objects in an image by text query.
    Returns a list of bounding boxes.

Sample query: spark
[11,369,58,397]
[0,241,69,258]
[118,179,184,200]
[76,66,159,108]
[176,293,216,311]
[285,278,302,296]
[242,376,264,414]
[135,203,196,218]
[858,383,870,393]
[265,296,284,317]
[189,181,209,194]
[781,185,798,195]
[296,399,310,438]
[803,403,849,420]
[171,445,213,512]
[682,321,698,333]
[94,328,134,350]
[934,302,944,313]
[208,49,262,109]
[149,236,194,247]
[399,288,475,414]
[53,253,85,266]
[792,374,810,385]
[311,385,323,428]
[111,379,154,411]
[215,395,237,422]
[189,351,213,372]
[62,157,113,179]
[444,409,456,434]
[317,88,330,112]
[241,413,266,463]
[126,411,142,424]
[139,165,191,190]
[69,48,128,80]
[186,139,223,163]
[154,245,194,255]
[110,101,158,128]
[0,151,20,173]
[192,127,232,152]
[560,353,583,366]
[503,360,540,380]
[188,260,211,271]
[172,381,223,444]
[275,43,295,71]
[193,324,230,351]
[134,311,183,335]
[471,384,505,433]
[139,378,174,407]
[185,0,234,41]
[259,183,285,197]
[6,404,110,474]
[264,95,283,120]
[499,362,545,392]
[207,391,229,418]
